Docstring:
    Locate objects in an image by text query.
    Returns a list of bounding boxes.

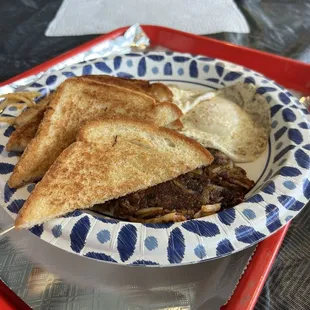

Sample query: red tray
[1,25,310,310]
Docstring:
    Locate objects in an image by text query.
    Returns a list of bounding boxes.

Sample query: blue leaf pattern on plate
[143,222,173,229]
[303,144,310,150]
[27,184,35,193]
[138,58,146,76]
[117,72,134,79]
[216,239,234,256]
[278,195,304,211]
[218,208,236,226]
[298,122,310,129]
[46,75,57,85]
[38,88,48,97]
[172,56,190,62]
[70,216,91,253]
[0,163,14,174]
[283,180,296,190]
[273,145,295,163]
[189,60,198,78]
[147,55,165,61]
[295,149,310,169]
[303,179,310,200]
[215,63,224,77]
[164,62,172,75]
[288,129,303,144]
[207,78,219,83]
[4,183,16,203]
[62,71,76,78]
[144,236,158,251]
[177,68,184,75]
[182,220,220,237]
[94,62,112,73]
[194,245,207,259]
[223,71,242,81]
[3,126,15,137]
[97,230,111,244]
[262,181,275,194]
[8,151,18,158]
[244,77,255,85]
[85,251,117,263]
[271,120,279,128]
[243,209,256,220]
[266,96,272,103]
[152,67,158,75]
[126,53,143,57]
[198,57,214,61]
[282,108,296,122]
[30,82,43,87]
[29,224,44,237]
[94,216,118,224]
[256,87,277,95]
[235,225,265,244]
[274,126,287,141]
[278,166,301,177]
[7,199,25,214]
[117,224,137,262]
[167,227,185,264]
[246,194,263,203]
[52,225,62,238]
[278,92,290,104]
[62,210,82,218]
[113,56,122,70]
[0,145,4,154]
[131,260,159,266]
[270,105,283,117]
[203,65,209,73]
[266,204,282,233]
[82,65,93,75]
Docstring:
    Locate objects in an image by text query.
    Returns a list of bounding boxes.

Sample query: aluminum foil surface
[0,24,149,95]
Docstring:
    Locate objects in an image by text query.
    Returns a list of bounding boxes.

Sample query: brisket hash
[91,149,255,222]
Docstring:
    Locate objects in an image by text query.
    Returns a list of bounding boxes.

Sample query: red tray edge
[0,280,30,310]
[0,25,302,310]
[222,224,290,310]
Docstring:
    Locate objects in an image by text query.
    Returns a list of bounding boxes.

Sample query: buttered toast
[8,78,182,188]
[15,118,213,229]
[6,76,177,153]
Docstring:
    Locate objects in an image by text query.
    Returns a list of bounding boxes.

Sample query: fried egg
[169,83,271,163]
[168,85,215,113]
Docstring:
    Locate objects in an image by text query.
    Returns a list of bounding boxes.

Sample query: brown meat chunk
[93,149,255,221]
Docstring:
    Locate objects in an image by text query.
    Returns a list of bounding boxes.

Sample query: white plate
[1,52,309,266]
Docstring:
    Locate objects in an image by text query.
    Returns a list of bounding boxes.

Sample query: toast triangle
[8,78,181,188]
[15,118,213,229]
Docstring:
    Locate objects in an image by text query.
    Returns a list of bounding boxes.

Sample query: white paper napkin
[45,0,249,36]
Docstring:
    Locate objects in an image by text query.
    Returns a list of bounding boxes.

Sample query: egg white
[168,84,270,163]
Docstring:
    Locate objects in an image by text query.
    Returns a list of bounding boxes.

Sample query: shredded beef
[92,149,255,221]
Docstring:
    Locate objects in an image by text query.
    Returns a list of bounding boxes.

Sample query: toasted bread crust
[8,78,180,188]
[13,104,47,128]
[166,119,184,130]
[6,77,175,153]
[78,117,213,162]
[81,75,173,103]
[15,118,213,229]
[6,121,40,152]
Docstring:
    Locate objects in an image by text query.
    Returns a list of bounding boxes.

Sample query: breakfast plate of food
[0,52,309,266]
